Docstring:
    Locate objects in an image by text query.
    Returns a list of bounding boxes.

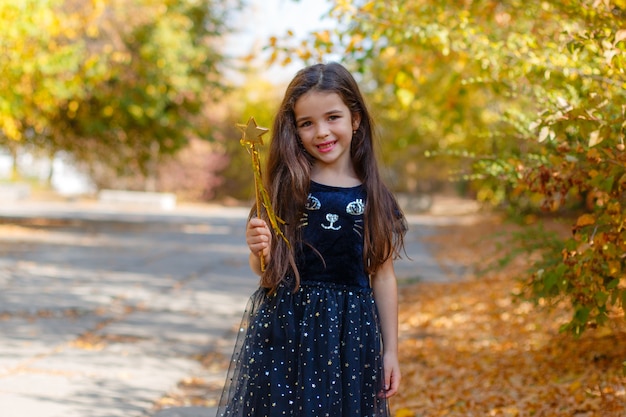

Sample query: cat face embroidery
[301,194,365,234]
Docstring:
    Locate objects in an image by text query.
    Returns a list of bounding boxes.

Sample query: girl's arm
[246,217,272,276]
[371,257,401,398]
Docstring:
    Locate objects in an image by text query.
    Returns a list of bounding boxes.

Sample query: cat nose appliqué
[321,213,341,230]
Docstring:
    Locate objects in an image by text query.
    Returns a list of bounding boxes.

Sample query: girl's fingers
[379,361,400,398]
[246,218,271,255]
[247,219,271,237]
[249,238,269,253]
[248,217,267,228]
[384,378,399,398]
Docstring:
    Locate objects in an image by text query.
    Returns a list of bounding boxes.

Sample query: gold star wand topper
[237,117,289,272]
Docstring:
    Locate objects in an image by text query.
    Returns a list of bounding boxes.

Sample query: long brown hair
[258,62,406,291]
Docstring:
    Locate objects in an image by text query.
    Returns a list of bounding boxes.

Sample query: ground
[392,215,626,417]
[136,206,626,416]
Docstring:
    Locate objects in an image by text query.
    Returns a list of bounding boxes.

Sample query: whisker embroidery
[353,219,363,237]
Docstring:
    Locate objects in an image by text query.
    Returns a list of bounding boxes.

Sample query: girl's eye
[298,121,311,128]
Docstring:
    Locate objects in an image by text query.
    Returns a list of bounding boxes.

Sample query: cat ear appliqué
[346,199,365,216]
[306,194,321,210]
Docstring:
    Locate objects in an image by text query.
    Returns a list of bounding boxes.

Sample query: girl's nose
[316,123,330,138]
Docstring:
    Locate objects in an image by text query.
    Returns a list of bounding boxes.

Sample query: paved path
[0,200,457,417]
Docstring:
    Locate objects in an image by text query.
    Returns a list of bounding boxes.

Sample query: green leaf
[594,291,609,306]
[607,278,620,290]
[544,270,557,292]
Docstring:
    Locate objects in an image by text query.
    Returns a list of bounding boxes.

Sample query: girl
[217,62,406,417]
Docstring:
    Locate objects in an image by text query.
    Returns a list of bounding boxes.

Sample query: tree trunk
[8,143,19,181]
[144,140,160,192]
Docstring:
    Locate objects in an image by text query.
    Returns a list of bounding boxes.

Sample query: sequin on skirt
[216,280,390,417]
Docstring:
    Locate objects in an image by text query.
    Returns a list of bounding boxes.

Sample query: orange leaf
[395,409,414,417]
[576,213,596,228]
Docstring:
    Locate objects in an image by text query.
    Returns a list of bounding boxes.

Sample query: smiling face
[294,91,360,178]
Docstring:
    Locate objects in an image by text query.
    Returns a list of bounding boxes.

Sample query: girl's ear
[352,113,361,131]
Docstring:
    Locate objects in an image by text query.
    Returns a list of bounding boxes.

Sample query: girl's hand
[246,218,272,264]
[380,353,401,398]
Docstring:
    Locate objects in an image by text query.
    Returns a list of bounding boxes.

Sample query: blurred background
[1,2,625,415]
[1,0,625,215]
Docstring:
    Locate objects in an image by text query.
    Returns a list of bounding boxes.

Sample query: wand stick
[237,117,289,272]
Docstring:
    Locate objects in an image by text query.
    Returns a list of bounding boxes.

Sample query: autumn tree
[1,0,241,190]
[0,0,96,179]
[271,0,626,335]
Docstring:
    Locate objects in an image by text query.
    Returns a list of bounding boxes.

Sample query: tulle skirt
[216,279,390,417]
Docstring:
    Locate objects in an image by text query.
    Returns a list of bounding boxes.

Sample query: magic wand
[237,117,289,272]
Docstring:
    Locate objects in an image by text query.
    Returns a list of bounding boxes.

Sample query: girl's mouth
[317,141,336,153]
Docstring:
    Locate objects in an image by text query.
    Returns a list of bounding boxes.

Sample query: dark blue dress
[217,181,389,417]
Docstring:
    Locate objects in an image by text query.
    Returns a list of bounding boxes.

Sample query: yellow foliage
[0,116,21,141]
[315,30,331,44]
[394,408,414,417]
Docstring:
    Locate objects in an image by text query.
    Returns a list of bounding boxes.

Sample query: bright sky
[225,0,335,84]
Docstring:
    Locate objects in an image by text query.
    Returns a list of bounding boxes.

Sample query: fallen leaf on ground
[392,215,626,417]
